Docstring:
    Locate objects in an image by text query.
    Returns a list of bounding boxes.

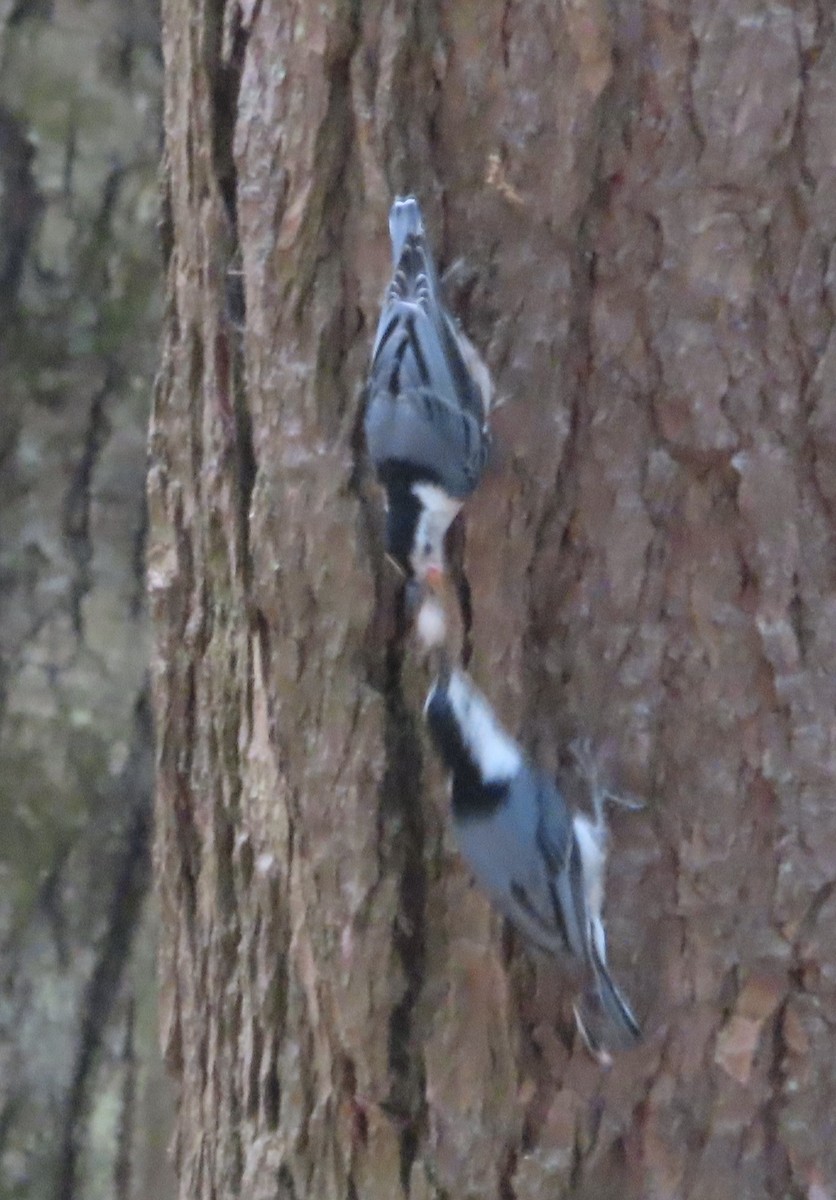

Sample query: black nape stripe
[426,686,511,818]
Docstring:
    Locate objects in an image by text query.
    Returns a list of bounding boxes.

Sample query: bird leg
[569,736,644,829]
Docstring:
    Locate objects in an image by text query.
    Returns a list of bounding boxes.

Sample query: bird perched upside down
[364,196,492,588]
[424,666,641,1062]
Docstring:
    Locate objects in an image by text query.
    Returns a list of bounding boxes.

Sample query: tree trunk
[151,2,836,1197]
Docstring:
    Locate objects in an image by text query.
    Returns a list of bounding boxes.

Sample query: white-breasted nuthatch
[364,196,491,586]
[424,666,641,1061]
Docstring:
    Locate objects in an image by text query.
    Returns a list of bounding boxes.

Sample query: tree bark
[152,1,836,1197]
[0,2,174,1197]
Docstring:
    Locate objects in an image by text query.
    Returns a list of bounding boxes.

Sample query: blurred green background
[0,1,172,1196]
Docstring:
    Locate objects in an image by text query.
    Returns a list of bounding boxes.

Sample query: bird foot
[569,736,644,824]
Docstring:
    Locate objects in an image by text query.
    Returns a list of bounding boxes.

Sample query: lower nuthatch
[424,668,641,1061]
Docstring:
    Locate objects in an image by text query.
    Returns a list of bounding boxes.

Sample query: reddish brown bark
[151,2,836,1196]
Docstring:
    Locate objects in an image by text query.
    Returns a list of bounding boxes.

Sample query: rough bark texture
[152,2,836,1197]
[0,2,173,1197]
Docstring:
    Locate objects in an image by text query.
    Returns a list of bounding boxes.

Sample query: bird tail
[388,195,425,265]
[377,195,489,425]
[573,940,641,1063]
[387,196,439,313]
[370,198,435,366]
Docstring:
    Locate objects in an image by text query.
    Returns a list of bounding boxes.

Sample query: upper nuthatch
[364,196,491,587]
[424,666,641,1061]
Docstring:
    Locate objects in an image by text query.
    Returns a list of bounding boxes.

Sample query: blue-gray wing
[364,385,488,498]
[371,200,488,429]
[534,774,589,962]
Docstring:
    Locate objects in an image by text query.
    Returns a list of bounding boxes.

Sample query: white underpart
[446,670,523,783]
[415,593,447,650]
[412,482,461,525]
[572,812,608,961]
[411,483,462,570]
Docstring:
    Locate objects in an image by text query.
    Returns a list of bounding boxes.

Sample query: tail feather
[577,936,641,1060]
[389,196,425,265]
[390,237,433,307]
[594,959,641,1042]
[370,194,492,438]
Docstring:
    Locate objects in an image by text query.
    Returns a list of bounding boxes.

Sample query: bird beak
[424,565,444,592]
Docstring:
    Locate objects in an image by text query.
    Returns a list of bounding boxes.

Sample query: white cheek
[415,596,447,650]
[415,512,439,553]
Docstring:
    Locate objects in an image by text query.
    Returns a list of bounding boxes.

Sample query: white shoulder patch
[447,671,523,784]
[411,481,461,522]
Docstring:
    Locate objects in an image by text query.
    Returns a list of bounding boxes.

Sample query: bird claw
[608,792,645,812]
[569,737,644,821]
[385,552,408,581]
[441,255,476,292]
[572,1001,614,1068]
